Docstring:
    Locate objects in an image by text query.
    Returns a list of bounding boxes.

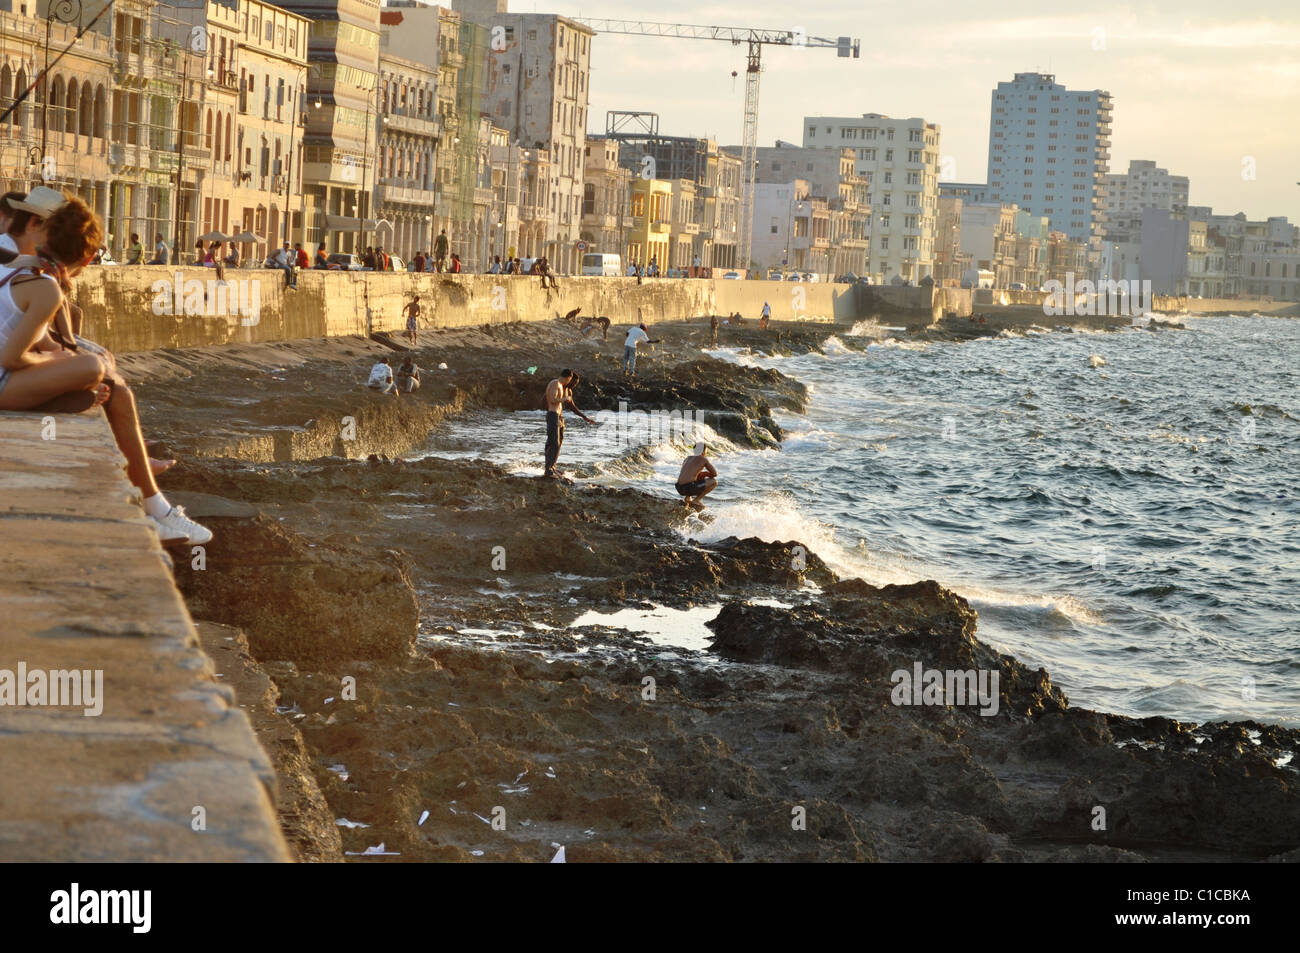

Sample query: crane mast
[577,18,860,274]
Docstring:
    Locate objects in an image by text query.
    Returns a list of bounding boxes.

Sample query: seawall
[0,410,292,861]
[72,269,860,354]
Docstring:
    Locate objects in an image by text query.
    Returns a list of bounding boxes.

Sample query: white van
[581,252,623,277]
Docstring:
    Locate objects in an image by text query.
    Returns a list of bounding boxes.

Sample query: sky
[555,0,1300,223]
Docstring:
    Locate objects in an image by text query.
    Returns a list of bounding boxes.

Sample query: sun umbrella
[198,230,229,242]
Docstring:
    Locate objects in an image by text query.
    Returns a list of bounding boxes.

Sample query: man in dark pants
[542,369,594,478]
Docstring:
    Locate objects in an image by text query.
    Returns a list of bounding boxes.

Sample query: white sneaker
[149,506,214,545]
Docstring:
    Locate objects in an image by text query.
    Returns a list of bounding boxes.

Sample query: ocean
[409,316,1300,728]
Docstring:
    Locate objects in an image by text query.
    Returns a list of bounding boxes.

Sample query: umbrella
[198,230,229,242]
[231,230,260,243]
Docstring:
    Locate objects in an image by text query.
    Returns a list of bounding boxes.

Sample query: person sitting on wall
[313,243,329,269]
[0,190,212,544]
[488,255,502,275]
[413,249,426,273]
[449,253,462,274]
[294,242,310,271]
[124,231,143,265]
[362,247,376,270]
[148,233,168,265]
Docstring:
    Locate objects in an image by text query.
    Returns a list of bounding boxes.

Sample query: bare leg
[102,382,160,497]
[0,353,104,410]
[693,478,718,506]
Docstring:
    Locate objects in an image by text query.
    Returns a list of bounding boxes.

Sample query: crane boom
[578,17,860,273]
[580,19,855,50]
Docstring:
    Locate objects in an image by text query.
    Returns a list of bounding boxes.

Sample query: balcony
[383,110,439,137]
[648,221,671,235]
[377,183,437,206]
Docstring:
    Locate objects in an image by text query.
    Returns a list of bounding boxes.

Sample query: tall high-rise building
[986,72,1112,245]
[803,113,940,282]
[453,4,594,273]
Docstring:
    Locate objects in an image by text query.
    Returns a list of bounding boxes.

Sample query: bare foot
[149,457,177,476]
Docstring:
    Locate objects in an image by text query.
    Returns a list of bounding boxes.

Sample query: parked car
[766,271,784,281]
[834,273,857,284]
[326,253,364,271]
[388,256,405,272]
[802,273,820,283]
[1009,282,1027,291]
[721,270,742,280]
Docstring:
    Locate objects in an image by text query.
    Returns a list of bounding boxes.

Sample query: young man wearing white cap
[675,441,718,509]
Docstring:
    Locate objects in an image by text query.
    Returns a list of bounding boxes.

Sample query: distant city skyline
[569,0,1299,224]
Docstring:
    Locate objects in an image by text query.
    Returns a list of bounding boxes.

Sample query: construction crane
[576,19,860,272]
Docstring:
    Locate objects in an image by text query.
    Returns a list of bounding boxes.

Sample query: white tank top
[0,261,57,353]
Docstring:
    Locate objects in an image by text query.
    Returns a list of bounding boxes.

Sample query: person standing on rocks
[760,301,771,329]
[709,313,719,347]
[622,322,659,376]
[403,294,421,346]
[675,442,718,510]
[542,369,594,479]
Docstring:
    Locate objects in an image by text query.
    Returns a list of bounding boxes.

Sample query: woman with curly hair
[0,189,212,544]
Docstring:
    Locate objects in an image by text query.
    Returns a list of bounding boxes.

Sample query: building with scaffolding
[601,112,743,270]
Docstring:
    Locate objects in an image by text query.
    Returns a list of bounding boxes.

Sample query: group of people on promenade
[0,186,214,546]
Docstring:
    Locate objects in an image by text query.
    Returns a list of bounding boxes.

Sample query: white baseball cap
[694,442,707,455]
[7,186,68,217]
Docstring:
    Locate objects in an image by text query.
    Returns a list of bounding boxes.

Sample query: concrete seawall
[72,268,859,355]
[0,410,291,861]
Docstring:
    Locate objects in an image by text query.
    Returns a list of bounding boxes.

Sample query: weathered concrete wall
[0,410,291,861]
[71,268,849,354]
[1152,295,1299,316]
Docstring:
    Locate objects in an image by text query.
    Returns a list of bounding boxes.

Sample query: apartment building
[626,177,670,268]
[959,202,1019,287]
[803,113,941,283]
[468,10,594,273]
[986,72,1113,245]
[280,0,381,254]
[580,136,631,257]
[1102,159,1189,242]
[374,49,439,260]
[935,195,969,285]
[0,4,114,242]
[751,142,869,278]
[210,0,310,259]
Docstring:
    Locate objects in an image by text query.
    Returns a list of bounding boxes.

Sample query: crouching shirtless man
[675,441,717,509]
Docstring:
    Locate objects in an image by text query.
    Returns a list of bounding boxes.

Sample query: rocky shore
[121,315,1300,862]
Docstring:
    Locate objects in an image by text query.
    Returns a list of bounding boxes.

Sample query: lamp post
[357,78,383,256]
[42,0,82,176]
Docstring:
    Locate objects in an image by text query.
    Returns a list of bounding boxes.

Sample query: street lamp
[42,0,82,176]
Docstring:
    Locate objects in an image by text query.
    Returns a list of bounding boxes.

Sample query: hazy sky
[558,0,1300,222]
